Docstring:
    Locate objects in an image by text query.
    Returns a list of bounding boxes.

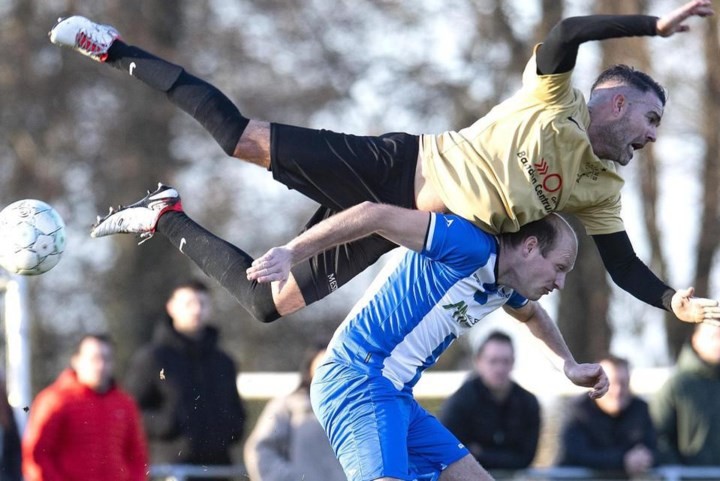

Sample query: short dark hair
[591,64,666,106]
[475,330,513,358]
[502,214,570,257]
[169,279,210,299]
[73,333,113,355]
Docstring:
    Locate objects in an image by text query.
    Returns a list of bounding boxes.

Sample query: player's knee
[250,305,281,324]
[244,284,281,324]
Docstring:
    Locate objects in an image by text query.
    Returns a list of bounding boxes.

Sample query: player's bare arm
[247,202,431,285]
[504,302,609,399]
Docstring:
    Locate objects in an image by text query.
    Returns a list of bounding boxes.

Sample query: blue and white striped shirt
[326,213,528,392]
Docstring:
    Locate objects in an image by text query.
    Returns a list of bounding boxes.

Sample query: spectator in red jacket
[22,334,149,481]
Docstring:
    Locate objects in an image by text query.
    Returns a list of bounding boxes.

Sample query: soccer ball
[0,199,66,276]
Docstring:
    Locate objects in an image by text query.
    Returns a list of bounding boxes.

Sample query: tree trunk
[554,1,612,362]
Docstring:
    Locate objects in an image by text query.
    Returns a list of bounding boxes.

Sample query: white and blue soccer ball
[0,199,66,275]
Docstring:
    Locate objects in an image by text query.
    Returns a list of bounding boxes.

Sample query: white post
[2,275,31,432]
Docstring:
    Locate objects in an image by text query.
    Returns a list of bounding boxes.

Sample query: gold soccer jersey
[421,48,625,236]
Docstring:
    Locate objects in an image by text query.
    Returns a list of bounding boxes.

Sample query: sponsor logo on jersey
[517,151,562,213]
[442,300,480,328]
[328,273,338,292]
[576,161,608,183]
[443,283,508,328]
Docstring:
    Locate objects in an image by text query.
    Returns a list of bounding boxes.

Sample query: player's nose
[646,125,657,143]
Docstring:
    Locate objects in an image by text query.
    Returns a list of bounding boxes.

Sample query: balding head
[498,214,577,300]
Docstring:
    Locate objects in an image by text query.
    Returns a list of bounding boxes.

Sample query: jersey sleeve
[422,213,496,275]
[572,194,625,235]
[520,47,576,106]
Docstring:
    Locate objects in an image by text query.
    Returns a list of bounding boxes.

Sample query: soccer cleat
[91,183,182,243]
[49,16,120,62]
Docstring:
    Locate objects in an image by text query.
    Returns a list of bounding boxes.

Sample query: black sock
[106,41,249,156]
[106,41,183,90]
[157,211,280,323]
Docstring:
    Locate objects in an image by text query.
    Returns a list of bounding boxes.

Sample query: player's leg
[404,402,487,481]
[88,183,310,322]
[439,455,494,481]
[51,17,421,308]
[289,206,397,305]
[156,209,299,321]
[310,362,416,481]
[274,125,419,304]
[49,16,268,166]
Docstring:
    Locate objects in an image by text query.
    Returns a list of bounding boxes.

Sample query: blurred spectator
[244,342,345,481]
[125,280,246,480]
[651,322,720,465]
[0,371,21,481]
[556,355,656,477]
[438,331,540,470]
[22,334,148,481]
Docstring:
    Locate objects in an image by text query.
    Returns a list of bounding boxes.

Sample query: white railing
[149,463,248,480]
[148,464,720,481]
[504,466,720,480]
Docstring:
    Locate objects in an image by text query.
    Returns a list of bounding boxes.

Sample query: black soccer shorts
[270,123,419,304]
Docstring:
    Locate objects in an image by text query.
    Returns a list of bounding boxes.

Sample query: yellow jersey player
[50,1,720,326]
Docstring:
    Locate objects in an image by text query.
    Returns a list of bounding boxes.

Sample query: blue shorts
[310,361,468,481]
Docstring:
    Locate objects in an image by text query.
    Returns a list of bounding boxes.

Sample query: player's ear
[523,236,539,256]
[612,93,627,115]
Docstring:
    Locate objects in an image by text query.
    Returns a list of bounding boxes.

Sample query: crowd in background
[4,282,720,481]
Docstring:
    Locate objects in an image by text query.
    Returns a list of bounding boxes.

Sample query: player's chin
[523,290,544,301]
[620,147,634,165]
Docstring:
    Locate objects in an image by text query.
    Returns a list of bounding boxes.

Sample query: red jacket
[22,369,149,481]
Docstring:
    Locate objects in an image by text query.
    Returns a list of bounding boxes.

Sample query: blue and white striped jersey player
[247,203,609,481]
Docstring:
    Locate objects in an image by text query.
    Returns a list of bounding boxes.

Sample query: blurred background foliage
[0,0,718,394]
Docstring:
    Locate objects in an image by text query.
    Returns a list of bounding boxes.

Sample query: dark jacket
[438,375,540,470]
[2,406,23,481]
[125,320,246,466]
[650,342,720,465]
[556,394,657,471]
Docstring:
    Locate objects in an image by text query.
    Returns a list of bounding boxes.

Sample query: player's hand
[246,246,293,287]
[563,362,608,399]
[671,287,720,325]
[656,0,714,37]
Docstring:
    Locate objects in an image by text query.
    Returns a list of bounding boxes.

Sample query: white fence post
[1,274,31,433]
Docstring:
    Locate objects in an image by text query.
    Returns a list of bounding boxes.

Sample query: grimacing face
[588,88,663,165]
[513,231,577,301]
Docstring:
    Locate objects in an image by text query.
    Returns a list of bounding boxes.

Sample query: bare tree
[692,12,720,351]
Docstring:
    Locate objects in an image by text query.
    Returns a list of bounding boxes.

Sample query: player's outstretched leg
[49,16,267,166]
[52,17,412,311]
[91,183,281,322]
